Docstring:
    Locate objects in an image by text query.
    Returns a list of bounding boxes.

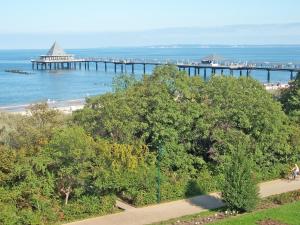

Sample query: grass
[210,200,300,225]
[150,190,300,225]
[149,208,224,225]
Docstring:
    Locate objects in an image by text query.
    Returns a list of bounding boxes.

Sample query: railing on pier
[31,57,300,83]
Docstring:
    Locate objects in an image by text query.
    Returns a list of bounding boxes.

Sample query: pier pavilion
[40,41,74,61]
[31,42,82,70]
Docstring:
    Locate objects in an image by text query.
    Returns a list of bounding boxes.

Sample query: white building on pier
[39,42,74,61]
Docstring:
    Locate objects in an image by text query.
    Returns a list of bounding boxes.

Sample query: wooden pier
[31,43,300,83]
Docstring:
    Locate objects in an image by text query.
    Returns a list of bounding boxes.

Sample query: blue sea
[1,45,300,107]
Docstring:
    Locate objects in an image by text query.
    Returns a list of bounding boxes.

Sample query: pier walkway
[31,57,300,83]
[31,43,300,83]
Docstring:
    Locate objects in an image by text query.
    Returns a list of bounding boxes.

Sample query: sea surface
[1,45,300,107]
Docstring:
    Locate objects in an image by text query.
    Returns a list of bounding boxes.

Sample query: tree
[280,72,300,122]
[73,66,300,199]
[0,103,66,150]
[41,126,96,205]
[221,143,259,212]
[112,74,138,92]
[197,76,296,174]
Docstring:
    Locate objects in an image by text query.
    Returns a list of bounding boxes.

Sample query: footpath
[66,179,300,225]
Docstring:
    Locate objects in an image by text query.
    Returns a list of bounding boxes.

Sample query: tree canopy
[1,66,300,224]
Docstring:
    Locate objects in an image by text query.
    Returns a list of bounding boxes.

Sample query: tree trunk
[61,186,72,205]
[65,191,70,205]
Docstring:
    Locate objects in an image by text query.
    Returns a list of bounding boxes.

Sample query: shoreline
[0,99,85,114]
[0,82,290,115]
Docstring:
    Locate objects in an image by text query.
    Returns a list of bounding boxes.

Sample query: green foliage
[113,73,138,92]
[221,144,259,212]
[267,190,300,205]
[1,66,300,223]
[73,66,300,207]
[41,126,96,205]
[280,72,300,122]
[0,103,66,149]
[63,195,116,221]
[201,76,293,166]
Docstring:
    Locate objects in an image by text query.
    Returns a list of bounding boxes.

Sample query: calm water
[1,46,300,106]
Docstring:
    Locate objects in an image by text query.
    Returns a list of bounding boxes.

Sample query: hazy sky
[1,0,299,33]
[0,0,300,48]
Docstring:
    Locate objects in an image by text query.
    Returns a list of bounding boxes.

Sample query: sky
[0,0,300,48]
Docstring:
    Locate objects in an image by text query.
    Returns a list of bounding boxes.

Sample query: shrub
[133,190,157,206]
[195,168,217,194]
[62,195,116,221]
[221,145,259,212]
[0,203,19,225]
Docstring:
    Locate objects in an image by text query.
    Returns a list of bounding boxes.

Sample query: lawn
[150,208,222,225]
[211,200,300,225]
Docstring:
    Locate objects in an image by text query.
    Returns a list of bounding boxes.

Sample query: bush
[0,203,19,225]
[195,168,217,194]
[221,145,259,212]
[63,195,116,221]
[133,190,157,206]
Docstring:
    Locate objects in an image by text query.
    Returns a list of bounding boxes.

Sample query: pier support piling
[267,70,271,83]
[30,57,300,83]
[211,68,214,76]
[290,71,294,80]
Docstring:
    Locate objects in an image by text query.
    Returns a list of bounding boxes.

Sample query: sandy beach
[0,99,85,114]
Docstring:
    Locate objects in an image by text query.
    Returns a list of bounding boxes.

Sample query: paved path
[115,199,136,211]
[66,179,300,225]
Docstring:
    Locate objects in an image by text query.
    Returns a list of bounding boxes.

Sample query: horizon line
[1,22,300,35]
[1,44,300,51]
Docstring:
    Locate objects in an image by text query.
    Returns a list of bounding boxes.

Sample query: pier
[31,43,300,83]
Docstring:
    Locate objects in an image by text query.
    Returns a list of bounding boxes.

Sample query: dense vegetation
[1,66,300,224]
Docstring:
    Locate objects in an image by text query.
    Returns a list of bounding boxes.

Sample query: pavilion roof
[46,42,69,56]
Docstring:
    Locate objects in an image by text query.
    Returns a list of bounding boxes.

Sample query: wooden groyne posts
[31,57,300,82]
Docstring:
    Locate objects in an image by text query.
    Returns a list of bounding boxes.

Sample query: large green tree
[198,76,298,174]
[280,72,300,122]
